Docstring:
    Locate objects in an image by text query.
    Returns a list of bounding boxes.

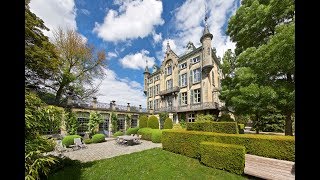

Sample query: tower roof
[200,16,213,43]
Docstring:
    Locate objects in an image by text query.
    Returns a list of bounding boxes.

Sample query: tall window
[212,71,215,87]
[166,65,172,75]
[191,89,201,104]
[188,113,195,122]
[117,114,125,131]
[181,92,187,105]
[131,115,138,128]
[166,79,173,89]
[154,75,159,81]
[193,68,201,83]
[149,86,153,97]
[155,84,160,95]
[180,73,187,87]
[77,112,90,134]
[149,100,153,109]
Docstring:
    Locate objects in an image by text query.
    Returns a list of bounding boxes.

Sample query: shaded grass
[48,148,246,180]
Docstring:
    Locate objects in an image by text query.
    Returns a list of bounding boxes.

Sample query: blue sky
[29,0,240,107]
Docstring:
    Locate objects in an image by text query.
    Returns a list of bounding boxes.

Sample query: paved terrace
[52,139,162,162]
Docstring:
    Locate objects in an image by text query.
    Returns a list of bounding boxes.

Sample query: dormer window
[190,56,200,64]
[166,65,172,75]
[179,62,187,69]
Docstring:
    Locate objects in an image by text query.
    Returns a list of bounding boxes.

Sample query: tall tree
[25,0,60,88]
[227,0,295,55]
[50,28,106,104]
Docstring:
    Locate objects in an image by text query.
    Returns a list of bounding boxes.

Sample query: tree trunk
[55,84,65,104]
[255,129,259,134]
[285,112,293,136]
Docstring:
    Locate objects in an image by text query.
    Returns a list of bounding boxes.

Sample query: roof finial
[166,40,171,52]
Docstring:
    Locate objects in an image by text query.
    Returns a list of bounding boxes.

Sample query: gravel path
[52,139,162,162]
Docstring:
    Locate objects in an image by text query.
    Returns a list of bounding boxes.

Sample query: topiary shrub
[218,113,234,122]
[137,128,153,141]
[238,124,245,134]
[91,134,105,143]
[113,131,124,137]
[83,139,92,144]
[163,118,173,129]
[148,115,159,129]
[151,129,162,143]
[62,135,81,147]
[162,130,295,161]
[196,114,215,121]
[186,122,239,134]
[126,127,140,135]
[200,142,245,175]
[138,115,148,128]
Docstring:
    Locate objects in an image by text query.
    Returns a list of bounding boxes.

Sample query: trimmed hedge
[238,124,244,134]
[148,115,159,129]
[83,139,92,144]
[126,127,140,135]
[91,134,105,143]
[113,131,124,137]
[186,122,239,134]
[62,135,81,147]
[151,129,162,143]
[139,115,148,128]
[137,128,153,140]
[200,142,245,175]
[163,118,173,129]
[162,130,295,161]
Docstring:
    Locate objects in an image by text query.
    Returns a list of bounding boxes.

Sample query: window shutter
[199,69,202,81]
[178,93,181,106]
[189,70,193,85]
[185,73,188,85]
[190,90,194,105]
[178,74,181,87]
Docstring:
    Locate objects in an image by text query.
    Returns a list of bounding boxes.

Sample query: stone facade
[143,22,224,123]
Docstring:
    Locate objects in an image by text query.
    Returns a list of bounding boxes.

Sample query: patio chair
[55,140,69,153]
[74,138,87,149]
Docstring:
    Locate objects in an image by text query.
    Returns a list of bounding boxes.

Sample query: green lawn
[49,148,246,180]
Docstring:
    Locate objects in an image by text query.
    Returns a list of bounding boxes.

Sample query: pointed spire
[144,59,149,73]
[166,40,171,52]
[200,14,213,43]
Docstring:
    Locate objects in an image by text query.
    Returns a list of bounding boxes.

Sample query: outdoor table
[117,135,139,146]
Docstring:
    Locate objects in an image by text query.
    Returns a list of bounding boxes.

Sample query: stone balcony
[153,102,221,113]
[159,86,180,96]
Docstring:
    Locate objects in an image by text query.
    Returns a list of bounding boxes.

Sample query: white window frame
[188,113,195,122]
[166,65,172,75]
[193,68,201,83]
[194,88,201,103]
[191,56,200,64]
[166,79,173,90]
[179,62,187,69]
[180,73,187,87]
[181,92,187,105]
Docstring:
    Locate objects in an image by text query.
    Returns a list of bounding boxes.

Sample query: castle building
[143,19,224,123]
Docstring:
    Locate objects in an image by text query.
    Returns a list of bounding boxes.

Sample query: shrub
[200,142,245,175]
[126,127,140,135]
[62,135,81,147]
[113,131,124,137]
[196,114,215,121]
[91,134,105,143]
[139,115,148,128]
[173,123,183,129]
[238,124,245,134]
[148,115,159,129]
[186,122,239,134]
[162,130,295,161]
[151,129,162,143]
[83,139,92,144]
[137,128,153,141]
[218,113,234,122]
[163,118,173,129]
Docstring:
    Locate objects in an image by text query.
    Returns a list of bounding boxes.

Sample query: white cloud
[93,0,164,42]
[152,31,162,44]
[95,68,146,107]
[171,0,238,58]
[106,52,118,60]
[29,0,77,40]
[119,50,155,70]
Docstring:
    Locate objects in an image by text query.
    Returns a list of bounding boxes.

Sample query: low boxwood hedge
[151,129,162,143]
[113,131,124,137]
[62,135,81,147]
[91,134,105,143]
[186,122,239,134]
[200,142,245,175]
[83,139,92,144]
[137,128,153,141]
[126,127,140,135]
[162,130,295,161]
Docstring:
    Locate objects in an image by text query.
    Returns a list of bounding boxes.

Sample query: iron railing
[71,101,148,113]
[153,102,220,113]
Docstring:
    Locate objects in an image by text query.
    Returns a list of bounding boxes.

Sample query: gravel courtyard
[55,139,162,162]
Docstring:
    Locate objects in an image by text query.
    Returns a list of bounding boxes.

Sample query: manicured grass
[49,148,246,180]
